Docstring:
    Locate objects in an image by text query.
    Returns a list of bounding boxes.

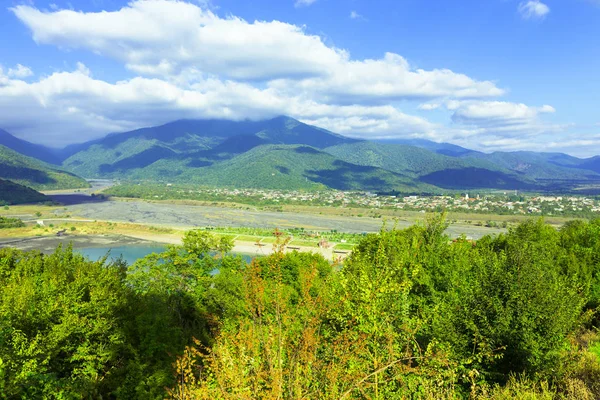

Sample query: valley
[3,2,600,397]
[2,115,598,261]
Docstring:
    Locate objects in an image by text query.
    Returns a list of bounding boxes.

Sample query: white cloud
[518,1,550,20]
[295,0,318,7]
[12,1,342,81]
[269,53,504,103]
[418,103,441,111]
[3,0,591,155]
[12,0,503,101]
[350,11,364,20]
[447,100,562,142]
[0,64,435,146]
[451,101,555,125]
[438,100,581,154]
[6,64,33,78]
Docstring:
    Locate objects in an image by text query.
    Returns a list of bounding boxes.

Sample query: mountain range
[1,116,599,195]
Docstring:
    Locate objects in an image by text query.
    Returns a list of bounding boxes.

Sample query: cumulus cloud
[450,101,555,126]
[518,0,550,20]
[269,53,504,104]
[11,0,503,101]
[438,100,578,154]
[12,1,343,81]
[0,64,435,146]
[2,0,583,154]
[6,64,33,78]
[447,100,562,141]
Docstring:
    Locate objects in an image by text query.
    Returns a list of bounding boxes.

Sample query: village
[161,186,600,218]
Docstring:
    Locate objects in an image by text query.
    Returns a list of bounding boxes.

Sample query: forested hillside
[1,217,600,398]
[0,145,89,190]
[62,116,356,179]
[0,128,61,165]
[175,144,436,191]
[55,116,600,192]
[464,151,600,181]
[0,178,49,205]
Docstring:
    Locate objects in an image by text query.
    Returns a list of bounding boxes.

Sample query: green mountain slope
[57,115,600,192]
[62,116,357,178]
[374,138,479,157]
[128,144,433,192]
[0,129,61,165]
[0,179,49,205]
[0,145,89,190]
[324,141,543,190]
[463,151,600,181]
[578,156,600,174]
[182,144,435,191]
[325,142,500,177]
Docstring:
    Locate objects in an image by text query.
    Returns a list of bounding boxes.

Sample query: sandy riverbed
[49,197,505,239]
[0,233,347,261]
[0,234,156,253]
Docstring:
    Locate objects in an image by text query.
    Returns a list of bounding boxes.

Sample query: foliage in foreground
[0,217,599,398]
[171,217,600,399]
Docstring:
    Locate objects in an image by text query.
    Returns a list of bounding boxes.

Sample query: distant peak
[270,115,300,123]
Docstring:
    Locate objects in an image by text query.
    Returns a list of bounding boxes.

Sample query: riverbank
[0,234,156,253]
[0,232,347,261]
[102,231,346,261]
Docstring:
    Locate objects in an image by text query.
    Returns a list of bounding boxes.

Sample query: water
[76,245,167,265]
[76,245,256,265]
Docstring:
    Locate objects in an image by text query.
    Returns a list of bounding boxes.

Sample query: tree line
[1,216,599,398]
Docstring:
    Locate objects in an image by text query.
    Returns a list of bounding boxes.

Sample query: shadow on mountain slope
[419,168,536,190]
[99,146,177,174]
[0,165,57,185]
[305,160,416,191]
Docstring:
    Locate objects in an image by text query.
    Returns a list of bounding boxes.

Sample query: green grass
[235,235,263,242]
[334,243,356,251]
[289,239,319,248]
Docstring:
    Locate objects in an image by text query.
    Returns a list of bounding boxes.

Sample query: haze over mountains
[1,116,599,194]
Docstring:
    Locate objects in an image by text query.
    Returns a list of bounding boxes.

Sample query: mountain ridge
[0,129,62,165]
[2,116,600,193]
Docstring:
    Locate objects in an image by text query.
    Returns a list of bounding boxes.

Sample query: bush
[0,216,25,229]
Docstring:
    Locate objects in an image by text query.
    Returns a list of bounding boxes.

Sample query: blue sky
[0,0,599,156]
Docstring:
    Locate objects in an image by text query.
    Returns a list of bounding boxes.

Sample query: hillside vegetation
[62,116,356,179]
[55,116,600,192]
[0,145,89,190]
[104,144,436,192]
[1,217,600,398]
[0,179,49,205]
[177,144,435,191]
[465,151,600,181]
[0,128,61,164]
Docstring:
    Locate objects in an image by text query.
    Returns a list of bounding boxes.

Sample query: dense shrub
[1,217,600,398]
[0,216,25,229]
